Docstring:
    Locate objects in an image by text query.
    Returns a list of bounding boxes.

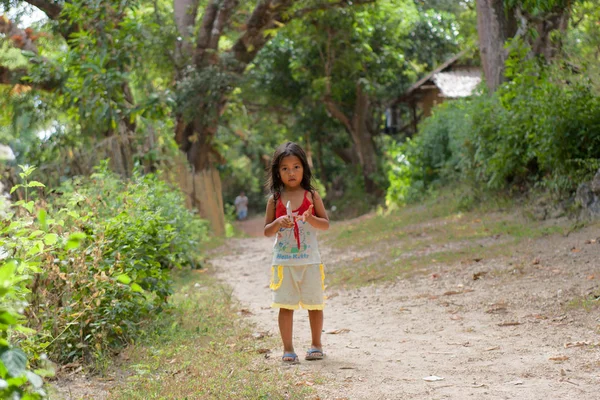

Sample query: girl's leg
[279,308,295,360]
[307,309,323,350]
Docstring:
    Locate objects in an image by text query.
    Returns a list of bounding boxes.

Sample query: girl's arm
[264,195,294,237]
[301,191,330,230]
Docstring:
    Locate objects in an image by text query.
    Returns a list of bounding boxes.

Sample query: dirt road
[212,216,600,400]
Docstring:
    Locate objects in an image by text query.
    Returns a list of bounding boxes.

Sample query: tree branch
[323,98,353,134]
[194,0,220,65]
[174,0,200,40]
[231,0,294,68]
[23,0,62,20]
[208,0,239,51]
[0,64,60,90]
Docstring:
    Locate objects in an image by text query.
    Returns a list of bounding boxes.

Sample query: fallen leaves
[486,302,508,314]
[443,289,474,296]
[326,328,350,334]
[497,321,521,327]
[549,355,569,362]
[564,341,600,348]
[295,380,314,387]
[472,271,487,280]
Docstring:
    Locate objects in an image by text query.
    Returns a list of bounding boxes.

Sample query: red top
[275,191,314,251]
[275,191,314,218]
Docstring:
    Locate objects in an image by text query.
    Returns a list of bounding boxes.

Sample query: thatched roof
[433,69,481,98]
[395,48,480,103]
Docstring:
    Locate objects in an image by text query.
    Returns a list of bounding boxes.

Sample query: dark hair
[266,141,315,200]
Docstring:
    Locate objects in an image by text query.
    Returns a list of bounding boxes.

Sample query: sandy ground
[51,215,600,399]
[210,216,600,400]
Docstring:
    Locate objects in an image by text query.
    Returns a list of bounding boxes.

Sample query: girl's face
[278,155,304,189]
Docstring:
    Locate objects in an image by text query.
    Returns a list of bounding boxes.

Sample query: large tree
[248,0,466,194]
[1,0,376,234]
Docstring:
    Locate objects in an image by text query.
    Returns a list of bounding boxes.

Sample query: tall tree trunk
[351,82,380,194]
[174,109,227,235]
[323,82,380,194]
[530,9,571,60]
[476,0,517,92]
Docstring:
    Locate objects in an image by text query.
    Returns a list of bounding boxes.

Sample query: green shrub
[4,163,209,376]
[386,44,600,205]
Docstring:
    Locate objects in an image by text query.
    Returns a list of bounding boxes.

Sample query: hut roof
[395,48,480,103]
[433,69,481,98]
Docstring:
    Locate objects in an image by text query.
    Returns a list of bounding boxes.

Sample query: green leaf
[65,232,86,251]
[43,234,58,246]
[23,201,35,214]
[25,181,45,188]
[0,312,19,326]
[37,209,47,230]
[0,348,27,377]
[28,230,45,239]
[116,274,131,284]
[130,283,144,293]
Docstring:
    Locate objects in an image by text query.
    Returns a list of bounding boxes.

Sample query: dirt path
[212,216,600,400]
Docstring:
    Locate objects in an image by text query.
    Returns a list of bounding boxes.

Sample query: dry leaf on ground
[326,328,350,334]
[564,341,599,348]
[498,321,521,327]
[549,355,569,362]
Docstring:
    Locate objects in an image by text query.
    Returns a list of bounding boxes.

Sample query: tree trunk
[175,114,226,236]
[476,0,517,92]
[351,83,380,194]
[530,10,571,60]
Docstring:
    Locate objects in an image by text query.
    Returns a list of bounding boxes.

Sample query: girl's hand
[276,215,294,229]
[299,205,314,223]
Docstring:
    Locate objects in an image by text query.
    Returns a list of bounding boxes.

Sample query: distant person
[234,191,248,220]
[263,141,330,364]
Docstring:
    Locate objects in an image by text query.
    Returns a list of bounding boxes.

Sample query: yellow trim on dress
[269,265,284,290]
[300,302,325,310]
[319,264,325,291]
[271,302,299,310]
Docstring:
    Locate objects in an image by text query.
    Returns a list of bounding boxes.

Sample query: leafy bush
[386,45,600,205]
[4,163,209,378]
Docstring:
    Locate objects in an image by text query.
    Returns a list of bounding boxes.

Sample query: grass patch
[566,295,600,312]
[109,269,316,399]
[323,191,573,289]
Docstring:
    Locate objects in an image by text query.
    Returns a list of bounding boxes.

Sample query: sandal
[282,352,300,364]
[305,348,324,361]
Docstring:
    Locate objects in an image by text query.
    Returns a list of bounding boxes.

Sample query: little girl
[263,141,330,364]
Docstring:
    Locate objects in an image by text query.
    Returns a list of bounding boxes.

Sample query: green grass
[566,295,600,312]
[323,191,572,288]
[108,270,316,400]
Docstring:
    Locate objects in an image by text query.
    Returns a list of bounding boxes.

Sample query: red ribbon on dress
[293,218,300,250]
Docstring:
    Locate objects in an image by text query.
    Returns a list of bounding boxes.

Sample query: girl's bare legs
[308,310,323,351]
[279,308,295,360]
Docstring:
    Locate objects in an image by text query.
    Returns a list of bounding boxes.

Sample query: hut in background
[386,49,481,137]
